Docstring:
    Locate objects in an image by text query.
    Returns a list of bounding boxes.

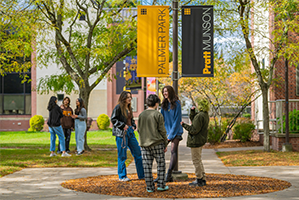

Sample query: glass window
[3,95,24,114]
[0,95,2,114]
[4,74,24,93]
[0,76,2,93]
[25,74,31,93]
[25,95,31,114]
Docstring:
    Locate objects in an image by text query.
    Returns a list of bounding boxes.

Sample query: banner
[116,56,140,94]
[182,6,214,77]
[137,6,169,77]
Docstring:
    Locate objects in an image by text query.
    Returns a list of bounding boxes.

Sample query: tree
[0,0,35,76]
[237,0,299,151]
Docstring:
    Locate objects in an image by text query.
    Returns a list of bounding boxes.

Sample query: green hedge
[28,115,44,132]
[97,114,110,130]
[233,119,255,142]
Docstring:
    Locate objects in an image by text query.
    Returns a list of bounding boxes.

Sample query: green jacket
[137,109,168,148]
[182,109,209,148]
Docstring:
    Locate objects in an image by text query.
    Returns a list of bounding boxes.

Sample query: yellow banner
[137,6,169,77]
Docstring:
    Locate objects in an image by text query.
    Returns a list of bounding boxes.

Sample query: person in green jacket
[181,98,210,187]
[138,94,169,193]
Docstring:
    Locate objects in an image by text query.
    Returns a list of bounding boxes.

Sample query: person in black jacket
[47,96,71,157]
[111,91,144,181]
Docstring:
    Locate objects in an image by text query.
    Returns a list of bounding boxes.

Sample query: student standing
[111,91,144,181]
[72,98,87,156]
[160,85,183,182]
[181,98,210,186]
[47,96,71,157]
[57,97,74,154]
[138,94,169,192]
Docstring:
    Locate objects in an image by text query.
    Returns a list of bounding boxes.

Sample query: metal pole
[172,0,179,172]
[285,58,289,144]
[172,0,178,95]
[144,77,147,110]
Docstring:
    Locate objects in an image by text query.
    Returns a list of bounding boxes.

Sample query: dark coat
[182,109,209,148]
[47,105,63,127]
[111,104,136,137]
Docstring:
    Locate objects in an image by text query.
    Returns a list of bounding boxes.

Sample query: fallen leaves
[217,150,299,166]
[61,173,291,198]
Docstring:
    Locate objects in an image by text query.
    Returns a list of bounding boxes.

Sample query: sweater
[182,109,209,148]
[161,100,183,140]
[60,106,74,129]
[137,109,168,147]
[47,105,63,127]
[75,108,87,121]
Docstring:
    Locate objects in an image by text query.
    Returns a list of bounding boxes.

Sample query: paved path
[1,133,299,200]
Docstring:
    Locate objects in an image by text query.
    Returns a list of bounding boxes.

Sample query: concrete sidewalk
[1,136,299,199]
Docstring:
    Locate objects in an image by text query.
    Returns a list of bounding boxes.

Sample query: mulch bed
[62,173,291,198]
[203,141,262,149]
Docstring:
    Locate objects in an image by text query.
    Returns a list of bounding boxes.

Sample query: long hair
[118,91,132,118]
[75,98,86,115]
[63,96,70,106]
[47,96,57,111]
[161,85,179,110]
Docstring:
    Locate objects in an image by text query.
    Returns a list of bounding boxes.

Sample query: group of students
[47,96,87,157]
[111,85,210,193]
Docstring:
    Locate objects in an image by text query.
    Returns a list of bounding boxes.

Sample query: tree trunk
[261,86,271,152]
[80,88,91,151]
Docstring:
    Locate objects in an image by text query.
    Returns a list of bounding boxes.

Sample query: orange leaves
[62,173,291,198]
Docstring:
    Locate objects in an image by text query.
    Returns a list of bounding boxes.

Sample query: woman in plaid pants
[137,94,169,193]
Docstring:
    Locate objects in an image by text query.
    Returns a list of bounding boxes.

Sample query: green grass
[0,130,138,177]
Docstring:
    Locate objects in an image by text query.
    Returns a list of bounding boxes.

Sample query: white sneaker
[50,153,57,157]
[61,152,71,157]
[119,177,130,182]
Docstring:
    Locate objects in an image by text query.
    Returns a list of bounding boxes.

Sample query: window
[0,72,31,115]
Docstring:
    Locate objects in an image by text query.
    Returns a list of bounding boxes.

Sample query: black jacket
[47,105,63,127]
[111,104,136,137]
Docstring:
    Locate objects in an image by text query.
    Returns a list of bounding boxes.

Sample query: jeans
[75,119,86,153]
[58,128,72,152]
[49,126,66,152]
[116,126,144,179]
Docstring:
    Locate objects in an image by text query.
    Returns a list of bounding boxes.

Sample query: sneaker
[147,189,154,193]
[119,177,131,182]
[61,152,71,157]
[76,151,83,155]
[66,150,71,153]
[157,185,169,191]
[50,153,57,157]
[189,178,206,186]
[57,151,62,154]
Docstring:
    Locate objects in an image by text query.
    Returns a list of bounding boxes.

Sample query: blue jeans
[49,126,66,152]
[116,126,144,179]
[75,119,86,153]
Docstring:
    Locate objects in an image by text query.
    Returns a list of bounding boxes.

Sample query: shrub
[208,124,223,144]
[233,119,255,142]
[28,115,44,132]
[279,109,299,133]
[242,113,251,118]
[97,114,110,130]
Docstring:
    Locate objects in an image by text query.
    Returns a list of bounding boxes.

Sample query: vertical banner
[116,57,140,94]
[137,6,169,77]
[182,6,214,77]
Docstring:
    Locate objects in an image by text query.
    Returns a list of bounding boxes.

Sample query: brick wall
[271,134,299,152]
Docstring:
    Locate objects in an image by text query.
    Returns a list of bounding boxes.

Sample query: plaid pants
[141,143,166,190]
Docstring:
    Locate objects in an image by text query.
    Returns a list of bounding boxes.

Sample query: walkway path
[1,133,299,200]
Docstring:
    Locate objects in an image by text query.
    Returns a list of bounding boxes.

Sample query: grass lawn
[0,130,136,177]
[217,150,299,166]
